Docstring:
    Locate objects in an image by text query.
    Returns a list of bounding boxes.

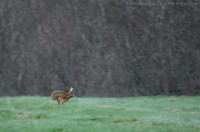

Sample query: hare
[51,87,74,105]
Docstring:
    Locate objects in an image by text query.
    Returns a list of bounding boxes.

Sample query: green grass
[0,96,200,132]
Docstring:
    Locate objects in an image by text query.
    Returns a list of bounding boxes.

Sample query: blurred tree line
[0,0,200,96]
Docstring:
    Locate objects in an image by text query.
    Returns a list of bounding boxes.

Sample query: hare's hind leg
[60,99,65,106]
[57,97,62,105]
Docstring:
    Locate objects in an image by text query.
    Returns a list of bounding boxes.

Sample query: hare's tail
[49,99,57,104]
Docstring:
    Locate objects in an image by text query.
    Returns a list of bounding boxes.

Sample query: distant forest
[0,0,200,96]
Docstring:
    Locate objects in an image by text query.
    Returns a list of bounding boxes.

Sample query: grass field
[0,96,200,132]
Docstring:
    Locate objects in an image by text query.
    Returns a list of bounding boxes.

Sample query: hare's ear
[69,87,73,92]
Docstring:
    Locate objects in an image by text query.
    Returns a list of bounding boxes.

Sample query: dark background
[0,0,200,96]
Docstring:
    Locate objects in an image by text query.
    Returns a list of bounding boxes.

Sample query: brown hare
[51,87,74,105]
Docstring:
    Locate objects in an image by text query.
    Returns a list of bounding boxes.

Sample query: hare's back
[51,91,66,99]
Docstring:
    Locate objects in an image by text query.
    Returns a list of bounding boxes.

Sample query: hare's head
[68,87,75,98]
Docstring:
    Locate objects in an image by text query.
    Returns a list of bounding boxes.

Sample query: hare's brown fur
[51,87,74,105]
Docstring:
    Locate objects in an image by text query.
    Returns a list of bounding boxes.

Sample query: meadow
[0,96,200,132]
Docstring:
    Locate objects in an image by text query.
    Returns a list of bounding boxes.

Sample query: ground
[0,96,200,132]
